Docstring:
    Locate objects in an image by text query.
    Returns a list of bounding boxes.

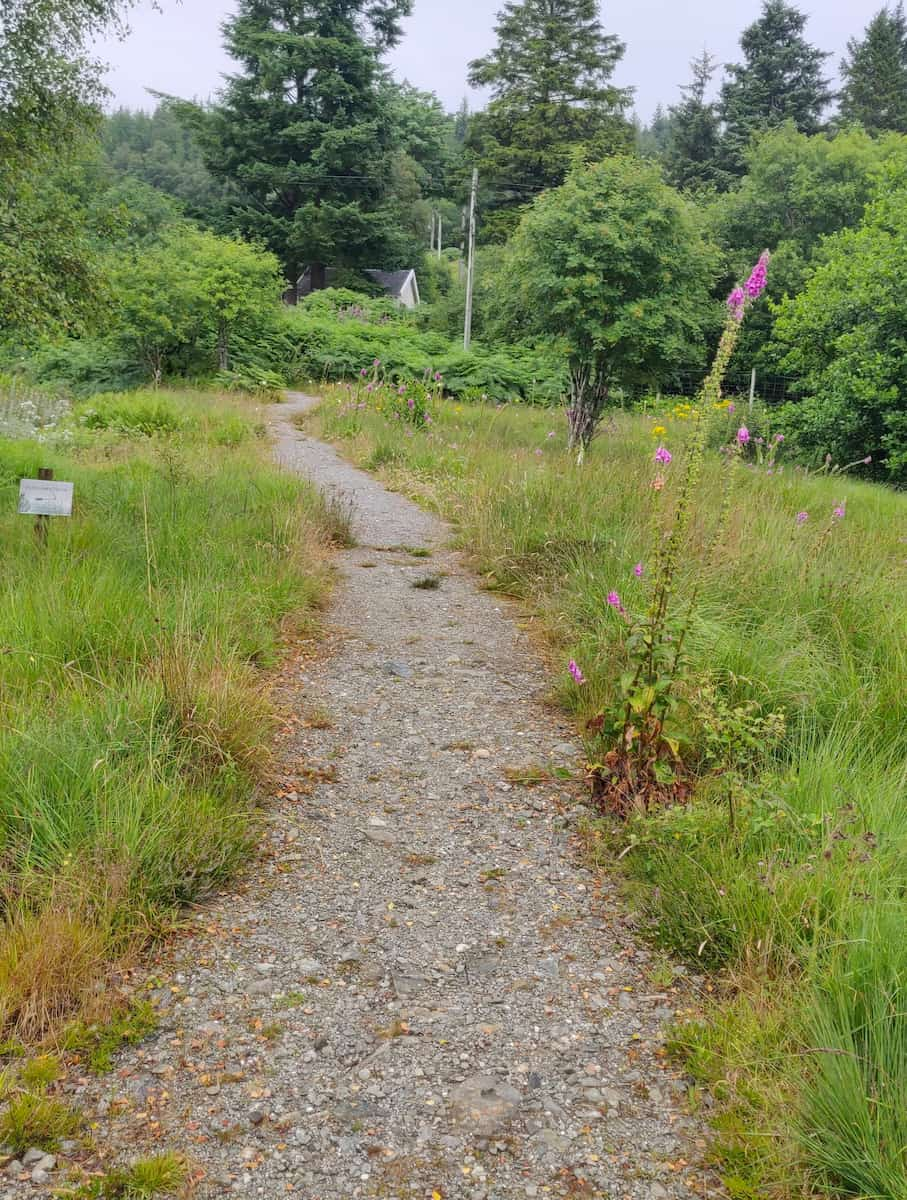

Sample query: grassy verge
[310,389,907,1199]
[0,387,334,1049]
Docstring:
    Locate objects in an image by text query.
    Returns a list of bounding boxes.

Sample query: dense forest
[3,0,907,480]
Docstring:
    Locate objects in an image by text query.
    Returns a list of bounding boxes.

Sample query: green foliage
[707,124,907,371]
[0,154,108,341]
[663,52,722,192]
[286,290,566,402]
[771,182,907,483]
[182,0,415,280]
[840,3,907,134]
[101,105,235,224]
[493,156,718,444]
[719,0,833,178]
[466,0,632,240]
[105,225,284,382]
[0,0,135,171]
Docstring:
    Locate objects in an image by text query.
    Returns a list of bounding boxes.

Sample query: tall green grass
[0,389,332,1042]
[314,394,907,1198]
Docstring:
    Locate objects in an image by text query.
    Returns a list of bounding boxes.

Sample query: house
[290,267,421,309]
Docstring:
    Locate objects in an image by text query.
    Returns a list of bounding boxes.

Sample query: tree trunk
[217,318,229,371]
[566,363,609,462]
[310,262,327,292]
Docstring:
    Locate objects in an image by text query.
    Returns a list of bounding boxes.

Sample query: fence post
[749,368,757,410]
[35,467,52,548]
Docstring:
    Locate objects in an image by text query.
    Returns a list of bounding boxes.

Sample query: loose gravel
[13,396,722,1198]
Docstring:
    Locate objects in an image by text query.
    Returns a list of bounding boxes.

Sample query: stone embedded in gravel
[296,959,325,977]
[392,972,428,998]
[382,661,412,679]
[21,1151,46,1167]
[3,1163,22,1180]
[449,1073,522,1136]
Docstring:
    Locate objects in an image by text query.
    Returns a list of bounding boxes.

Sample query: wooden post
[437,215,442,259]
[463,169,479,351]
[35,467,52,547]
[749,368,757,410]
[429,211,436,252]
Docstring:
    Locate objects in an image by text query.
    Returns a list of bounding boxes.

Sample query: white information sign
[18,479,74,517]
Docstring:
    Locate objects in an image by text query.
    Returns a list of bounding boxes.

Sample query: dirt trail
[66,395,719,1199]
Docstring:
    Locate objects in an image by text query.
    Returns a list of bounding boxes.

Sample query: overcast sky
[96,0,882,122]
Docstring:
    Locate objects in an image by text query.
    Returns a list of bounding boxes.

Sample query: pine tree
[840,4,907,133]
[664,51,722,191]
[193,0,413,283]
[720,0,831,176]
[465,0,633,238]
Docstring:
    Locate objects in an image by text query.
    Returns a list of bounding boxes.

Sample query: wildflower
[547,431,556,439]
[727,286,746,321]
[737,427,750,445]
[651,475,665,491]
[407,397,415,410]
[359,367,368,377]
[434,372,442,382]
[654,446,673,465]
[833,502,846,520]
[634,563,644,577]
[534,448,543,457]
[398,385,406,395]
[651,424,666,436]
[728,402,736,415]
[775,433,785,443]
[745,251,770,299]
[373,358,381,366]
[607,590,622,609]
[568,660,586,685]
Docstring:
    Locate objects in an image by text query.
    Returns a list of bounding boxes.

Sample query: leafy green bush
[772,182,907,484]
[285,290,566,403]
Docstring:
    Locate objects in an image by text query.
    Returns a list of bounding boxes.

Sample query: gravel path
[49,396,720,1199]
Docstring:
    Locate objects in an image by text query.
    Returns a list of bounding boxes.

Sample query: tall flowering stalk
[589,253,770,814]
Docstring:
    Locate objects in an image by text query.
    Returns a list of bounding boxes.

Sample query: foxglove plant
[587,253,771,814]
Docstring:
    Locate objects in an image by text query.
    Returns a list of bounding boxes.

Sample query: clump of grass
[0,1092,82,1153]
[73,1152,187,1198]
[319,491,356,547]
[0,389,333,1043]
[411,574,441,590]
[62,1001,158,1074]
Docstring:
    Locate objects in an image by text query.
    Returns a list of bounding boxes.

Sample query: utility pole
[429,211,436,253]
[437,214,442,260]
[463,168,478,351]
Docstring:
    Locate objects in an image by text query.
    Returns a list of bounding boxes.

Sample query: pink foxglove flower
[634,563,644,577]
[737,427,750,445]
[568,660,585,685]
[745,251,770,299]
[796,511,809,525]
[654,446,673,465]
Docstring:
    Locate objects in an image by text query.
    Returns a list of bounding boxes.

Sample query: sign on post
[18,478,74,517]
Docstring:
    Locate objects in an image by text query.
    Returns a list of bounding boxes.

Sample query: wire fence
[614,369,801,407]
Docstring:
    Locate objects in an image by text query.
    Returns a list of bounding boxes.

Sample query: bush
[285,290,566,403]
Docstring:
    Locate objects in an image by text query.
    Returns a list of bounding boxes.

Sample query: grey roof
[363,269,416,299]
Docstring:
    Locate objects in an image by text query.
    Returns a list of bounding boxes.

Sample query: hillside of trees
[3,0,907,479]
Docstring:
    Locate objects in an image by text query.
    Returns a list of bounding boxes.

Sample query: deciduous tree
[494,157,718,455]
